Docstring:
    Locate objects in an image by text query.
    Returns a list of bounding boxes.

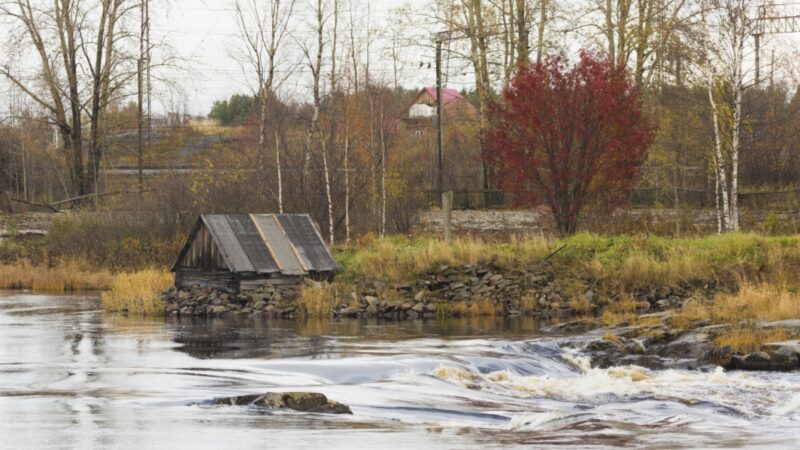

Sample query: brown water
[1,292,799,449]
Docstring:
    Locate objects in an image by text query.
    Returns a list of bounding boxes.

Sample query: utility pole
[137,0,146,196]
[145,0,152,162]
[435,33,445,194]
[754,5,800,87]
[754,32,760,86]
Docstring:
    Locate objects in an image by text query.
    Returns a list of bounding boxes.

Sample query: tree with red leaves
[486,52,656,236]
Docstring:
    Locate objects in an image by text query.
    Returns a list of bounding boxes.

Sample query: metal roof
[171,214,337,274]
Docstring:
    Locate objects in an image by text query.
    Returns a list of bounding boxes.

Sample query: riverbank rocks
[162,284,300,318]
[724,347,800,371]
[207,392,352,414]
[334,262,576,319]
[578,324,800,373]
[162,261,702,320]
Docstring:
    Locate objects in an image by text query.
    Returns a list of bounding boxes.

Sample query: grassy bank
[671,283,800,352]
[339,233,800,289]
[3,233,800,330]
[0,261,114,291]
[0,260,170,316]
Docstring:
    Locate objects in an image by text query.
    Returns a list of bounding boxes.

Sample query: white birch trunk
[714,156,722,234]
[707,79,730,233]
[275,130,283,213]
[729,28,744,232]
[321,140,334,245]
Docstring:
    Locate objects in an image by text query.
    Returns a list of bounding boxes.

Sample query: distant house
[404,87,478,135]
[171,214,337,292]
[397,87,483,191]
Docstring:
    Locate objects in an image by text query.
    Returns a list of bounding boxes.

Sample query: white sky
[150,0,439,115]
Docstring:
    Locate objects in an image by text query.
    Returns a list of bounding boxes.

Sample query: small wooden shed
[171,214,337,292]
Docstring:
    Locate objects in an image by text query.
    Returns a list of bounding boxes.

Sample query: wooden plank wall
[181,224,227,270]
[176,269,238,291]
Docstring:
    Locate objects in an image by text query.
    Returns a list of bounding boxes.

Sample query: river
[1,292,799,449]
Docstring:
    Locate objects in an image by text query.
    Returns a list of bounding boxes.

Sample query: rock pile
[574,321,800,372]
[331,262,571,319]
[162,283,300,318]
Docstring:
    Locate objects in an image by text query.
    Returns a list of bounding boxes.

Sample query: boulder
[725,350,799,371]
[658,333,713,360]
[208,392,351,414]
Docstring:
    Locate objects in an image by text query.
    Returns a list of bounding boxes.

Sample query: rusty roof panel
[277,214,338,272]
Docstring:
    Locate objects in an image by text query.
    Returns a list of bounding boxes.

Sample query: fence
[424,188,800,211]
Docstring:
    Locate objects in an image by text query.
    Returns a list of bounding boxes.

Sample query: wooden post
[2,191,14,214]
[442,191,453,243]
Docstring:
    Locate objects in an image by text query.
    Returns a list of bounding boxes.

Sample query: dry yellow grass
[340,235,554,283]
[670,283,800,352]
[715,328,790,353]
[0,261,113,291]
[672,283,800,328]
[296,282,338,318]
[436,299,501,318]
[101,269,172,316]
[600,294,644,326]
[569,295,593,315]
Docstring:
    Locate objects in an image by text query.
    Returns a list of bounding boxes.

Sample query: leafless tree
[233,0,296,213]
[1,0,137,197]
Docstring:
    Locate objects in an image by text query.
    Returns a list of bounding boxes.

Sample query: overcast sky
[150,0,439,116]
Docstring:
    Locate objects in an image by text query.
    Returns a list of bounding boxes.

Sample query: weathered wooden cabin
[171,214,337,292]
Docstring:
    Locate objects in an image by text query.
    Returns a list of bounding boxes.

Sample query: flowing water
[1,292,799,449]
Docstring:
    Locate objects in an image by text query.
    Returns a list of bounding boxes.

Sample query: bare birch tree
[702,0,760,232]
[233,0,296,213]
[299,0,335,244]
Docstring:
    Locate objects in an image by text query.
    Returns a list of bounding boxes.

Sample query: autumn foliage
[486,52,656,235]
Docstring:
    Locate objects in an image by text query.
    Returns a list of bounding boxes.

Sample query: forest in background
[2,0,800,268]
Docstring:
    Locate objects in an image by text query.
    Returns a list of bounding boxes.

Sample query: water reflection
[166,315,555,359]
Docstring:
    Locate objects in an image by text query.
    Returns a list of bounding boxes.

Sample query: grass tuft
[296,282,338,318]
[101,270,172,316]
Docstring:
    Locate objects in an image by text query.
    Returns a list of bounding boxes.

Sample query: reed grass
[296,282,339,318]
[101,269,173,316]
[671,282,800,352]
[672,283,800,328]
[0,261,113,291]
[714,328,790,353]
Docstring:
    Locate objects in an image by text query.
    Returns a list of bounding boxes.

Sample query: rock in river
[207,392,352,414]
